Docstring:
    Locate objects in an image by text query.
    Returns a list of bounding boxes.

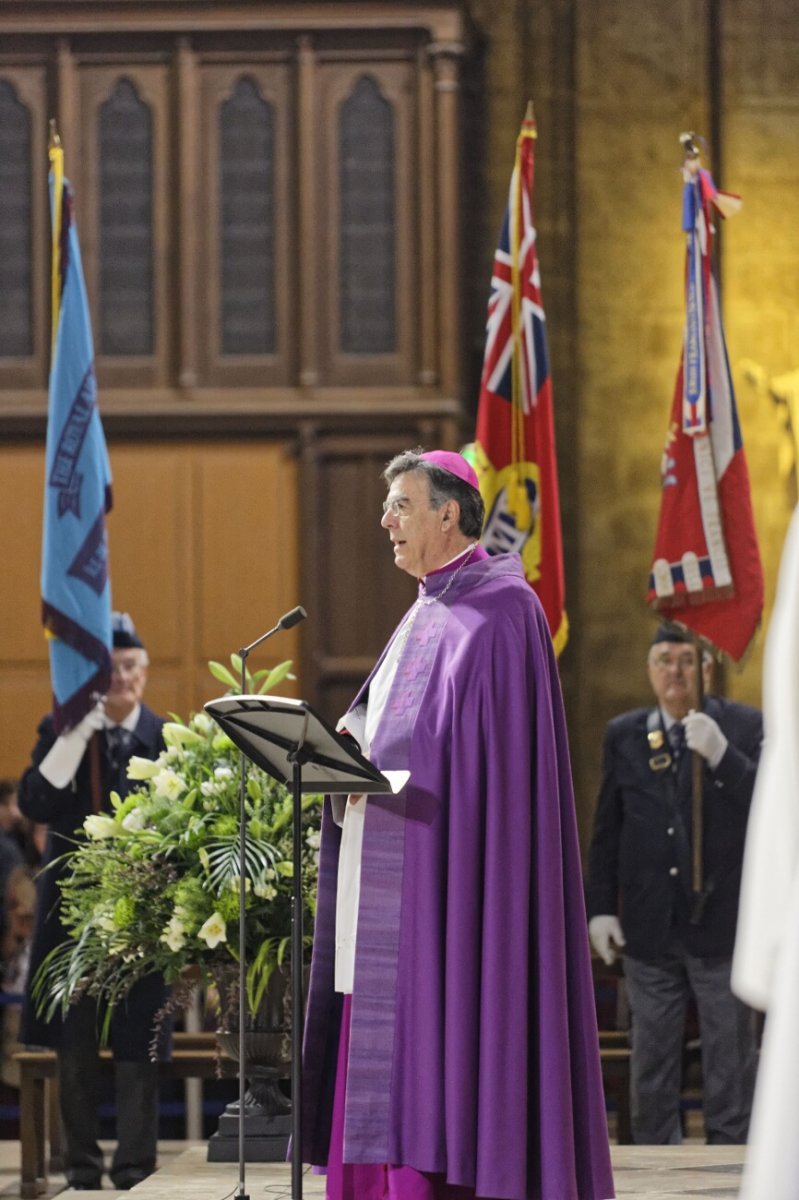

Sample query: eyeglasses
[111,656,144,677]
[651,652,697,672]
[382,497,411,518]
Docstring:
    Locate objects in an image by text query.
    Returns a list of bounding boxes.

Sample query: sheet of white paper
[381,770,410,794]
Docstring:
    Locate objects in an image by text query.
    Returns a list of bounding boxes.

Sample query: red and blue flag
[473,105,567,654]
[648,157,763,663]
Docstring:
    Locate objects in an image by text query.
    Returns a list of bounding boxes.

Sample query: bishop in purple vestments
[302,450,614,1200]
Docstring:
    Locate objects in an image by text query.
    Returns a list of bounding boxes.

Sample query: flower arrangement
[33,657,322,1032]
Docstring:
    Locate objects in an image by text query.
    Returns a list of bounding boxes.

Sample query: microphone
[239,606,307,658]
[278,605,307,631]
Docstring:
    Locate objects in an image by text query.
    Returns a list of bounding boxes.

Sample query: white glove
[683,710,728,769]
[589,915,626,966]
[38,701,106,789]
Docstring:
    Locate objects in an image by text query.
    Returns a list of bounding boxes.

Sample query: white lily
[126,756,161,781]
[191,713,214,736]
[198,913,227,949]
[162,722,203,748]
[84,814,119,839]
[160,916,187,952]
[122,807,146,831]
[152,769,187,801]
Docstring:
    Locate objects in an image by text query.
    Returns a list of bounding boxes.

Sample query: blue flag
[43,143,113,732]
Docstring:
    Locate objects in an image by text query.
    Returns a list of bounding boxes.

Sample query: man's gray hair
[383,449,485,539]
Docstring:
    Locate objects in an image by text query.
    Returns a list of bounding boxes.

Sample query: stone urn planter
[206,965,293,1162]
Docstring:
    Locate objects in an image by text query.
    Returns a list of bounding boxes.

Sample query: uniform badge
[649,752,672,771]
[648,729,664,750]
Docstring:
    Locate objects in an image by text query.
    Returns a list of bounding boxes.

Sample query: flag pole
[48,120,64,358]
[691,635,706,894]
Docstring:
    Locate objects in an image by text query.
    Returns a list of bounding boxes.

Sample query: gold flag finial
[49,120,65,353]
[680,130,702,177]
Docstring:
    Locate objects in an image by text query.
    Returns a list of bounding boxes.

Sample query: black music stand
[204,694,404,1200]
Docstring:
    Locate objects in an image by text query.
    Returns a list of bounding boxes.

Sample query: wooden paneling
[0,13,468,416]
[0,445,53,780]
[195,442,300,672]
[316,60,418,387]
[0,437,300,778]
[77,63,172,389]
[0,66,48,394]
[198,62,293,387]
[104,446,191,667]
[0,446,47,663]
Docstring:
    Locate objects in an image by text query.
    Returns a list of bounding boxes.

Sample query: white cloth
[334,794,368,993]
[38,702,106,788]
[662,707,725,770]
[333,618,410,993]
[588,914,625,965]
[732,506,799,1200]
[683,710,728,769]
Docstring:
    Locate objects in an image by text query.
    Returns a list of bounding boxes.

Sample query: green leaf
[258,660,293,695]
[208,661,240,690]
[204,836,277,892]
[245,937,280,1013]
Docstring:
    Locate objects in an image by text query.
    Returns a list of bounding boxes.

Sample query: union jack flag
[481,203,549,414]
[473,104,567,654]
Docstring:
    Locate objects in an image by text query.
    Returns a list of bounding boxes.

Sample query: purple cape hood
[302,554,614,1200]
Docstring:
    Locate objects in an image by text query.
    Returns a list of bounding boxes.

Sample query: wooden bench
[14,1032,234,1199]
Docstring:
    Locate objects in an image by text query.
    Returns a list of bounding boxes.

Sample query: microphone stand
[234,606,306,1200]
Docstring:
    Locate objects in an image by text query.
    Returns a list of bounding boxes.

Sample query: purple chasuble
[302,553,615,1200]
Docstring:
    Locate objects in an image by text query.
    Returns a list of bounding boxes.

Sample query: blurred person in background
[586,623,761,1145]
[18,613,167,1191]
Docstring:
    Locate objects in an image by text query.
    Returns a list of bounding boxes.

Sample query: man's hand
[75,700,107,740]
[38,700,107,789]
[683,710,728,768]
[589,915,626,965]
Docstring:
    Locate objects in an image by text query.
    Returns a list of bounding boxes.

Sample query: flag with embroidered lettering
[42,137,113,731]
[647,148,763,663]
[473,104,568,655]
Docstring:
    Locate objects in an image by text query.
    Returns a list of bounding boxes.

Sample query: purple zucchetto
[420,450,480,492]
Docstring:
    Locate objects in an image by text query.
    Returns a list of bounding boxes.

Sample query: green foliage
[33,657,322,1027]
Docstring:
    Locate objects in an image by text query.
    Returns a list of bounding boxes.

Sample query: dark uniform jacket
[586,695,762,960]
[18,704,166,1056]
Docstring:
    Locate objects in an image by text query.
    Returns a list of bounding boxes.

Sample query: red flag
[473,105,568,654]
[647,155,763,663]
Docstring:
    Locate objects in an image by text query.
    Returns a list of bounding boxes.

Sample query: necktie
[668,722,685,763]
[106,725,132,778]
